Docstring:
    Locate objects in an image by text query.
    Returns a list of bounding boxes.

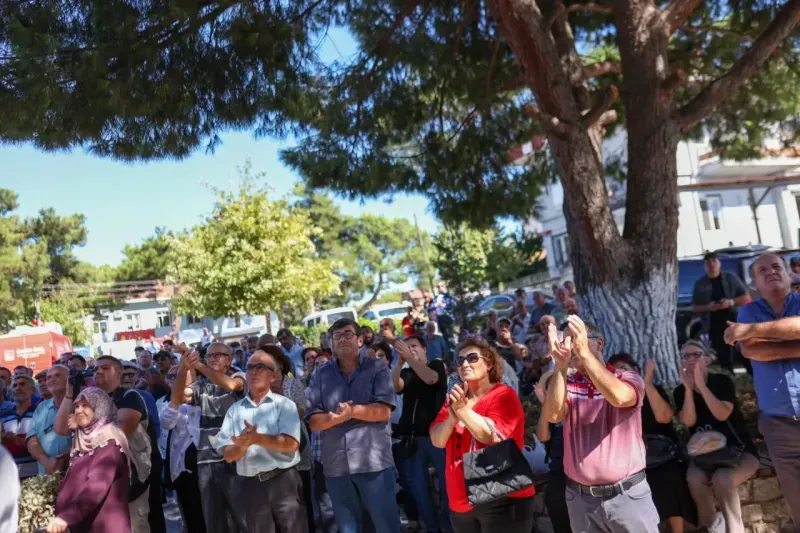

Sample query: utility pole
[414,215,436,290]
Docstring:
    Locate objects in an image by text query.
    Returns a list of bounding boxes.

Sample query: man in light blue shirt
[26,366,72,475]
[217,348,307,533]
[726,252,800,529]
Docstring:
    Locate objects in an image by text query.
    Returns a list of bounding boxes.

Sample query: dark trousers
[229,467,308,533]
[392,440,419,522]
[197,461,240,533]
[173,469,207,533]
[759,414,800,528]
[149,451,167,533]
[312,460,338,533]
[545,472,572,533]
[449,496,535,533]
[300,469,316,533]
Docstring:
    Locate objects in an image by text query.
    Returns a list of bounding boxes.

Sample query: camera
[68,367,94,386]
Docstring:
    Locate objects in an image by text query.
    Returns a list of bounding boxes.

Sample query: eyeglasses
[456,352,482,366]
[681,351,705,360]
[245,363,276,373]
[165,373,177,380]
[122,372,138,379]
[206,352,230,360]
[332,331,357,341]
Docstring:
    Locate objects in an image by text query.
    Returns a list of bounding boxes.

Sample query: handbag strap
[725,419,746,449]
[468,417,505,453]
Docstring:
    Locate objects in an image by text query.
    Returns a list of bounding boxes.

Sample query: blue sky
[0,28,442,267]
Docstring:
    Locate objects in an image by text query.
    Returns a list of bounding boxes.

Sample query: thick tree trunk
[493,0,681,382]
[357,273,385,314]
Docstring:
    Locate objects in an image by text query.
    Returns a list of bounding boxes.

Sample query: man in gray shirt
[173,342,247,533]
[307,318,400,533]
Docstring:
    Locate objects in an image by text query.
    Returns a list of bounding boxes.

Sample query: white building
[526,133,800,282]
[90,281,276,352]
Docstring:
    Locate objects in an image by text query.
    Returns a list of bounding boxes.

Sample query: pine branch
[677,0,800,133]
[582,85,619,127]
[547,1,612,27]
[583,60,621,78]
[524,104,571,137]
[680,24,755,42]
[662,0,705,36]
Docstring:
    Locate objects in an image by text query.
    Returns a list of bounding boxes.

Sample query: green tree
[4,1,800,380]
[25,208,88,284]
[116,228,175,282]
[39,293,92,346]
[485,229,547,288]
[293,185,435,310]
[170,166,341,320]
[433,225,495,326]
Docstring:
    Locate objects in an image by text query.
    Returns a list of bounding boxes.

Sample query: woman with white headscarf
[46,387,132,533]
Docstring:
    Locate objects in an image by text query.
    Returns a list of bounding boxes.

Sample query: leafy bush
[18,473,62,533]
[289,323,330,348]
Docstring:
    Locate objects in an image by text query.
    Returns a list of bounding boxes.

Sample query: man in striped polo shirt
[542,316,659,533]
[172,342,247,533]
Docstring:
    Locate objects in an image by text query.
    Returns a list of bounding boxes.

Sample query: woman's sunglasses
[456,352,482,366]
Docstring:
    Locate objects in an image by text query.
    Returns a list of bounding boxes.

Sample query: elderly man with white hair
[26,365,72,474]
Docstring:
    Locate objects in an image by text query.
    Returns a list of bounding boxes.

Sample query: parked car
[471,288,555,320]
[360,302,413,322]
[302,306,358,328]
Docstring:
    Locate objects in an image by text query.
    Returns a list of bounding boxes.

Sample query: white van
[302,306,359,328]
[360,302,411,322]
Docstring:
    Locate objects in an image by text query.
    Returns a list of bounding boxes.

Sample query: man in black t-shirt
[691,252,750,371]
[391,336,451,533]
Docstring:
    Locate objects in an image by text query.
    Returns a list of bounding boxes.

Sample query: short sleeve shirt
[0,404,37,458]
[674,373,756,455]
[306,354,395,477]
[430,384,534,513]
[190,372,247,464]
[216,391,302,477]
[26,399,72,474]
[737,293,800,418]
[397,360,447,437]
[562,366,647,486]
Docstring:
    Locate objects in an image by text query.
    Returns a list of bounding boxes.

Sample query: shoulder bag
[686,422,745,472]
[462,418,534,507]
[644,433,678,469]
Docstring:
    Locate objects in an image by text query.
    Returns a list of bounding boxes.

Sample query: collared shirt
[562,365,646,486]
[424,335,447,362]
[306,353,396,477]
[26,398,72,474]
[216,390,302,477]
[0,403,37,458]
[157,398,201,482]
[190,373,247,464]
[529,302,559,327]
[282,342,305,375]
[693,272,748,332]
[434,292,456,320]
[737,293,800,418]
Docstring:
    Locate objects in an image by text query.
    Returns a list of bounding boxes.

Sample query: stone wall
[739,466,794,533]
[530,467,793,533]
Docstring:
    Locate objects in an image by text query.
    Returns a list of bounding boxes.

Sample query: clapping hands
[547,323,572,370]
[231,420,260,449]
[330,401,353,425]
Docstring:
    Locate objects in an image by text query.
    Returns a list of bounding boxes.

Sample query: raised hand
[547,323,572,370]
[67,415,78,431]
[394,339,411,364]
[679,364,694,390]
[692,359,708,391]
[566,315,589,359]
[533,382,546,404]
[448,384,468,414]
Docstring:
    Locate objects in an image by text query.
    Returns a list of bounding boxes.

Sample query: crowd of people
[0,253,798,533]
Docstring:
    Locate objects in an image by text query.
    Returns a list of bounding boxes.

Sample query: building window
[700,195,723,231]
[552,233,571,267]
[125,314,141,331]
[156,311,171,329]
[186,314,201,325]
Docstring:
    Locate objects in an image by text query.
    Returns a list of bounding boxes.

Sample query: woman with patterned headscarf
[46,387,132,533]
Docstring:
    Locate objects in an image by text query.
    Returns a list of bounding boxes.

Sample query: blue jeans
[325,467,401,533]
[405,436,452,532]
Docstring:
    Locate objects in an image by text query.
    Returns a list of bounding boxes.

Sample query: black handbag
[462,419,534,507]
[644,434,678,470]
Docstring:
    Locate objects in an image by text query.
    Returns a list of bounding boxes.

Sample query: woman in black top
[608,354,696,533]
[674,340,759,533]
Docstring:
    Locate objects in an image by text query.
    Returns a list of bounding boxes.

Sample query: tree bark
[357,272,385,314]
[494,0,681,382]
